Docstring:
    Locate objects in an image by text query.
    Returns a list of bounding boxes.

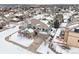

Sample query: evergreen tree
[54,20,59,28]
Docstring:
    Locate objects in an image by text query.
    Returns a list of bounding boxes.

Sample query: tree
[54,20,59,29]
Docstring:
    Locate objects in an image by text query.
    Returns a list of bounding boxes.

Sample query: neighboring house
[27,19,49,32]
[64,24,79,48]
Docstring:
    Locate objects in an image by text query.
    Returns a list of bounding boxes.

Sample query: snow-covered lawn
[9,32,34,47]
[37,42,49,54]
[69,47,79,54]
[0,26,34,54]
[37,42,55,54]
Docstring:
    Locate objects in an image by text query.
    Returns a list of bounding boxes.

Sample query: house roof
[30,19,49,29]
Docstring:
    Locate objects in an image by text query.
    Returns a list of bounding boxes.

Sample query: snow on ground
[49,28,56,36]
[60,23,67,28]
[69,47,79,54]
[33,14,44,19]
[52,28,79,54]
[53,43,69,54]
[37,42,49,54]
[67,24,79,29]
[9,32,34,47]
[0,26,34,54]
[0,13,79,54]
[52,28,68,53]
[53,28,62,42]
[36,28,65,54]
[51,28,69,53]
[37,42,55,54]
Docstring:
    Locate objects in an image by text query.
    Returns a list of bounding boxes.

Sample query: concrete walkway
[27,33,49,53]
[27,37,43,53]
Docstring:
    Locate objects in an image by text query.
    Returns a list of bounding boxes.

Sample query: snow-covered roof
[33,14,44,19]
[9,32,34,47]
[30,19,49,29]
[14,12,23,16]
[60,23,67,28]
[67,24,79,29]
[12,18,19,21]
[76,27,79,29]
[40,20,49,27]
[28,28,34,33]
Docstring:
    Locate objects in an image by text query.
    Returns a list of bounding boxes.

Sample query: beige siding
[67,32,79,47]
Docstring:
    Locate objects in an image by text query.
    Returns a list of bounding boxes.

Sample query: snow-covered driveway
[0,26,33,54]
